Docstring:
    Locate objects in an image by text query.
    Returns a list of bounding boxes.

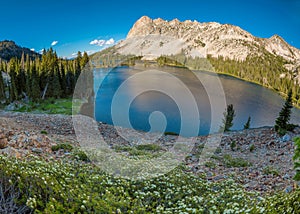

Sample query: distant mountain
[90,16,300,96]
[116,16,300,63]
[0,40,40,61]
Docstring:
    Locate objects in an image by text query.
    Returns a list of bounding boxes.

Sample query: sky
[0,0,299,58]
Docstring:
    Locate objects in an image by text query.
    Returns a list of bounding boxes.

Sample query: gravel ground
[0,110,299,194]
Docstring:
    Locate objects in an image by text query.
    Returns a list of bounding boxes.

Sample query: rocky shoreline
[0,110,299,195]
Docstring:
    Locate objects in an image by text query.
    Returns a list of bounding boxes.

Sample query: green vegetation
[89,46,140,68]
[204,161,216,169]
[12,98,73,115]
[72,150,90,162]
[135,144,162,152]
[0,49,91,105]
[0,40,39,61]
[1,155,299,213]
[113,144,163,159]
[120,56,143,66]
[222,154,251,168]
[249,144,255,152]
[40,130,48,135]
[263,166,280,176]
[157,54,214,71]
[207,53,300,107]
[294,137,300,181]
[164,131,179,136]
[155,50,299,108]
[51,143,73,152]
[244,116,251,129]
[275,90,296,135]
[221,104,236,132]
[230,141,237,151]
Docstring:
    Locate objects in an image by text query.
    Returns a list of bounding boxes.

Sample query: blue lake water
[94,66,300,136]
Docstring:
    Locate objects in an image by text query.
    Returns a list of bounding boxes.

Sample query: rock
[285,186,293,193]
[283,174,290,180]
[282,134,291,142]
[0,138,8,149]
[212,175,225,181]
[0,147,21,158]
[32,148,43,153]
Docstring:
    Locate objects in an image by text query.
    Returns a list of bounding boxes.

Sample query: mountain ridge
[0,40,40,61]
[115,16,300,64]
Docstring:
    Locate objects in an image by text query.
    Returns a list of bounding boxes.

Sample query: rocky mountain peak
[120,16,300,64]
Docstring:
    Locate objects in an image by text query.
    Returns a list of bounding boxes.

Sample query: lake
[94,66,300,136]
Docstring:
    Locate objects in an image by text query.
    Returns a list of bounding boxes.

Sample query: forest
[0,48,89,103]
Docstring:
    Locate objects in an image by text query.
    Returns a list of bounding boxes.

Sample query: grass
[12,98,73,115]
[222,154,252,168]
[263,166,280,176]
[113,144,163,158]
[51,143,73,152]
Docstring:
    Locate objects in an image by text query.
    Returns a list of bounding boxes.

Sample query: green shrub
[249,144,255,152]
[164,131,179,136]
[222,154,251,168]
[1,154,299,213]
[51,143,73,152]
[293,137,300,181]
[135,144,161,152]
[230,141,236,151]
[40,130,48,135]
[204,161,216,169]
[215,147,222,154]
[72,150,90,162]
[263,166,279,176]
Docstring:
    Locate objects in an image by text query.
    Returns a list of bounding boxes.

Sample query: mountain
[0,40,40,61]
[116,16,300,64]
[90,16,300,102]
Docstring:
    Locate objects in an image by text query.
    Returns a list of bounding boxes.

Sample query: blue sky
[0,0,299,58]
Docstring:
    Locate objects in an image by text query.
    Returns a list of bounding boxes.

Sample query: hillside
[0,40,40,61]
[90,16,300,104]
[118,16,300,63]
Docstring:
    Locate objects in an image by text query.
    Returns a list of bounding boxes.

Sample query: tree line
[155,51,300,107]
[0,48,89,103]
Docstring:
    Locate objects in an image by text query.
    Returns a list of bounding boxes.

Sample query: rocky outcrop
[116,16,300,64]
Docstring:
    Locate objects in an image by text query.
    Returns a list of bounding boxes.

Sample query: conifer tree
[8,58,18,101]
[275,90,293,135]
[244,116,251,129]
[221,104,236,132]
[30,61,40,101]
[0,69,5,100]
[80,51,89,68]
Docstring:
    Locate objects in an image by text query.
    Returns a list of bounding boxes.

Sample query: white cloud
[30,48,35,52]
[51,41,58,46]
[90,39,106,46]
[105,38,115,45]
[90,38,115,46]
[71,52,78,56]
[86,50,96,55]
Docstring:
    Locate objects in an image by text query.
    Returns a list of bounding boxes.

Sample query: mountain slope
[115,16,300,63]
[0,40,40,61]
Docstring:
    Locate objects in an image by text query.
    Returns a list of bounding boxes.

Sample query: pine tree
[30,61,40,101]
[80,51,89,69]
[275,90,294,135]
[8,58,18,102]
[244,116,251,129]
[221,104,236,132]
[0,69,5,100]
